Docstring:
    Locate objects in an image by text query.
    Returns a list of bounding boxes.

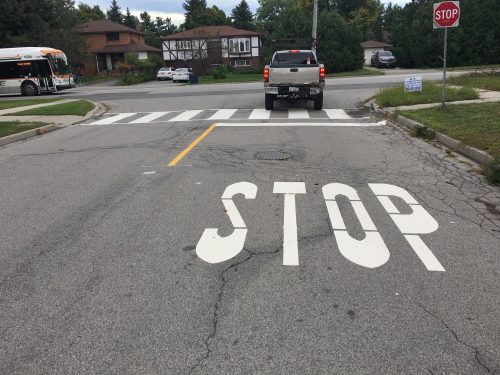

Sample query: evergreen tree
[123,8,136,29]
[183,0,207,29]
[140,11,178,49]
[231,0,255,31]
[107,0,123,24]
[77,4,106,22]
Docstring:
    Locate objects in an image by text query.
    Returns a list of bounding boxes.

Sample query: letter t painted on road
[273,182,306,266]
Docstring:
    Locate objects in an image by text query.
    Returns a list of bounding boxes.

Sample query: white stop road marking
[195,182,445,271]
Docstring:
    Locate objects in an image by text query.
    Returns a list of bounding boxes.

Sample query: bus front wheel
[21,81,38,96]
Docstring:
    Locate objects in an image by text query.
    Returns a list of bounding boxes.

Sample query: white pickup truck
[264,50,325,110]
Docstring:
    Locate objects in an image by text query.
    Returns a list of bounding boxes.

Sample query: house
[361,40,393,66]
[76,19,161,76]
[161,26,261,73]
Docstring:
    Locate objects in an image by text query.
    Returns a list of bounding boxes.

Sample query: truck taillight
[264,68,269,82]
[320,67,326,80]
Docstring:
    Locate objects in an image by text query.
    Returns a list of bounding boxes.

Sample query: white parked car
[172,68,191,83]
[157,67,175,81]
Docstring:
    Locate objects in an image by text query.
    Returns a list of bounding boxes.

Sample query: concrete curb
[0,101,106,147]
[367,99,495,166]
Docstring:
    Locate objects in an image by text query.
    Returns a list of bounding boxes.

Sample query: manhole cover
[254,151,291,160]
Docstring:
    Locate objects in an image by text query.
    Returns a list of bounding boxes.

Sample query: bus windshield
[48,57,71,75]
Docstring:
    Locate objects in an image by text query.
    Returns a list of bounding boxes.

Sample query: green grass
[401,102,500,158]
[0,121,50,137]
[375,82,478,107]
[0,98,62,110]
[328,68,385,77]
[81,75,118,85]
[10,100,95,116]
[198,73,262,84]
[447,64,500,71]
[448,72,500,91]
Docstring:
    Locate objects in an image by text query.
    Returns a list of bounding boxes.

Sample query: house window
[177,40,192,50]
[229,38,250,53]
[106,32,119,41]
[232,60,251,67]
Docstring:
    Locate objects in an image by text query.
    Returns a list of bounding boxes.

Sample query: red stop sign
[434,1,460,28]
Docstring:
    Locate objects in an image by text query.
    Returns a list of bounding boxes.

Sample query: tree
[140,11,178,49]
[123,8,136,29]
[231,0,255,31]
[204,6,230,26]
[183,0,207,29]
[107,0,123,24]
[77,4,106,22]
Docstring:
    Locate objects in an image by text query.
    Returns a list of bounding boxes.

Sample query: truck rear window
[271,52,318,67]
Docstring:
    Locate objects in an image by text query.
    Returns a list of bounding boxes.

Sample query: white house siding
[251,37,259,57]
[138,52,147,60]
[364,47,385,65]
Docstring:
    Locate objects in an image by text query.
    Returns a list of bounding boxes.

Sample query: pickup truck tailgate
[269,66,319,85]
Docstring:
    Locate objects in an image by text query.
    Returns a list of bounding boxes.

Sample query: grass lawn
[375,82,478,107]
[447,64,500,71]
[448,72,500,91]
[9,100,95,116]
[81,76,118,85]
[328,68,385,77]
[198,73,262,84]
[401,102,500,158]
[0,98,62,111]
[0,121,50,138]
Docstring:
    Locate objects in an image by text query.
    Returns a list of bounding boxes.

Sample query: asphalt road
[1,71,499,374]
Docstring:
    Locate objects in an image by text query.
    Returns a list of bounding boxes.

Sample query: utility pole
[312,0,318,53]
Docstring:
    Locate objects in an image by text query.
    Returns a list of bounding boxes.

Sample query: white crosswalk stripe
[207,109,238,120]
[324,109,352,120]
[288,108,310,119]
[90,113,136,125]
[84,108,361,126]
[249,109,271,120]
[168,110,204,122]
[129,111,170,124]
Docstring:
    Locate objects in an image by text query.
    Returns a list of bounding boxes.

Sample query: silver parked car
[157,67,175,81]
[172,68,191,83]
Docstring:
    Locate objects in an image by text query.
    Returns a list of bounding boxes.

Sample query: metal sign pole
[312,0,318,53]
[441,27,448,109]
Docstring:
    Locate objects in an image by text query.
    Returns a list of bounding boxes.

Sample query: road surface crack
[403,294,496,374]
[189,220,333,374]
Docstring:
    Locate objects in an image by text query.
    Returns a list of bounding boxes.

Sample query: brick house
[161,26,261,73]
[77,19,161,76]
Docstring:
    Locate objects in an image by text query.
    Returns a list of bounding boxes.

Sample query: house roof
[361,40,393,49]
[77,19,144,35]
[162,26,260,40]
[93,40,161,54]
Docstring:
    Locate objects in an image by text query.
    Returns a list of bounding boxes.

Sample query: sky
[82,0,411,26]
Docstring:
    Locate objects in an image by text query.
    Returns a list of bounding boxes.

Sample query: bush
[211,65,229,80]
[236,67,262,74]
[483,157,500,185]
[412,125,436,140]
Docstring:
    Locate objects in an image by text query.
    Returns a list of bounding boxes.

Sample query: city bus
[0,47,74,96]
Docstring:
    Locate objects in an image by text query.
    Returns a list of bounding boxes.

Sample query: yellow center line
[168,123,217,167]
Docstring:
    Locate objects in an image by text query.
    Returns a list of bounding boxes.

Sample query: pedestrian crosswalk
[83,108,361,126]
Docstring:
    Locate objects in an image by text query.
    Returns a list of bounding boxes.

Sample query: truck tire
[314,93,323,110]
[265,94,274,110]
[21,81,38,96]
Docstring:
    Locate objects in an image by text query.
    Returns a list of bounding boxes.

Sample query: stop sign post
[434,1,460,108]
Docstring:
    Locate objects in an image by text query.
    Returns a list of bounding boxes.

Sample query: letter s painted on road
[196,182,257,264]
